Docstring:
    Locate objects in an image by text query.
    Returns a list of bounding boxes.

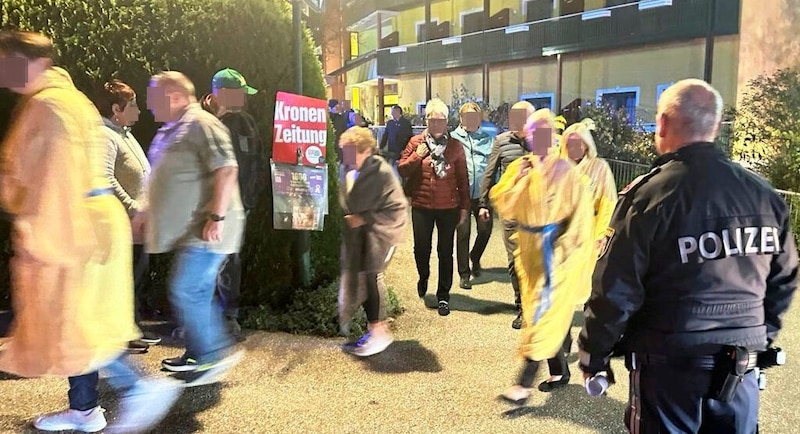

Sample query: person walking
[379,105,413,174]
[578,79,798,433]
[398,98,469,317]
[93,79,162,354]
[145,71,245,383]
[209,68,264,340]
[0,29,181,433]
[338,126,408,356]
[477,101,536,328]
[492,109,594,406]
[537,117,618,392]
[451,102,494,289]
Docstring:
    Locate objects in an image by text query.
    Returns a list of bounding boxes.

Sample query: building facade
[322,0,793,127]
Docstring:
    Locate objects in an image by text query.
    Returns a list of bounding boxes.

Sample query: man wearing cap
[209,68,263,341]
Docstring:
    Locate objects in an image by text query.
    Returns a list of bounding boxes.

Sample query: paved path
[1,218,799,433]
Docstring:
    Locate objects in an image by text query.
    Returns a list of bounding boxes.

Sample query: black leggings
[362,272,385,323]
[546,331,573,377]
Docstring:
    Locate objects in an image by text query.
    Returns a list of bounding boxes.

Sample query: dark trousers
[132,244,149,324]
[501,219,521,309]
[216,211,247,319]
[362,271,385,323]
[216,252,241,319]
[627,362,759,433]
[546,332,573,377]
[68,372,99,411]
[412,207,460,302]
[456,199,493,278]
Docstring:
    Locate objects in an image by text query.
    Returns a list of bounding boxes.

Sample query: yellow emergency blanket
[490,154,594,361]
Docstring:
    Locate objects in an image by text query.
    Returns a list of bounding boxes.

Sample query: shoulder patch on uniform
[598,227,615,259]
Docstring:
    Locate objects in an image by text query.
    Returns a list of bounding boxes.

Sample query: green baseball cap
[212,68,258,95]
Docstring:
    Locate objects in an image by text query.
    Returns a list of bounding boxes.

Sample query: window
[461,8,485,34]
[521,92,555,110]
[596,87,640,123]
[416,18,439,43]
[656,82,674,105]
[523,0,554,22]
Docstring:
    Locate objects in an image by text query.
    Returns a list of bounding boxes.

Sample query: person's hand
[478,208,490,222]
[344,214,366,228]
[202,220,225,242]
[416,143,430,158]
[459,209,468,225]
[130,212,146,243]
[515,157,532,182]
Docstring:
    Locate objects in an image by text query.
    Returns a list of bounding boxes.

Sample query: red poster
[272,91,328,166]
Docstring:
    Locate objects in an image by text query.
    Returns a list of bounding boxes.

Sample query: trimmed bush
[241,281,404,338]
[0,0,348,330]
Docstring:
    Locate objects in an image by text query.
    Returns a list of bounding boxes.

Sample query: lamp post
[293,0,311,288]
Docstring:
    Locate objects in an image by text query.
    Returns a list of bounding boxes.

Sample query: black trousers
[132,244,150,324]
[216,252,242,319]
[627,360,759,433]
[412,207,460,302]
[362,271,385,323]
[501,219,521,308]
[456,199,493,278]
[216,211,248,319]
[546,331,573,377]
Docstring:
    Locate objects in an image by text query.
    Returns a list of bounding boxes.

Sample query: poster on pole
[272,91,328,166]
[271,160,328,231]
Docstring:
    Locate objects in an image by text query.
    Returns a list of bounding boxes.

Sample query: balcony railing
[373,0,738,77]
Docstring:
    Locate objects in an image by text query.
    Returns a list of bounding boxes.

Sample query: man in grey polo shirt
[145,71,244,385]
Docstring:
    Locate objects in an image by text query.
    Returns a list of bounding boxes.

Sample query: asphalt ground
[1,216,798,433]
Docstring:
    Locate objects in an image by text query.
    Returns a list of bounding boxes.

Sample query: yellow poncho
[559,120,618,302]
[0,68,138,377]
[490,154,594,361]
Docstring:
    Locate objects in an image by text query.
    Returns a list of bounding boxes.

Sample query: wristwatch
[208,213,225,222]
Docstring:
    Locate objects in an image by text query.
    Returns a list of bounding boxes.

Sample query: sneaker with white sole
[105,377,182,434]
[161,354,198,372]
[343,331,394,357]
[178,349,245,388]
[34,406,107,432]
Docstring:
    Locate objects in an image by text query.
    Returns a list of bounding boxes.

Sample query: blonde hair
[339,126,377,154]
[657,79,723,138]
[424,98,449,119]
[511,100,536,118]
[560,118,598,159]
[459,101,481,114]
[524,108,556,133]
[150,71,197,102]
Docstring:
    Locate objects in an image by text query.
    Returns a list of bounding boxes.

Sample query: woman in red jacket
[398,99,470,316]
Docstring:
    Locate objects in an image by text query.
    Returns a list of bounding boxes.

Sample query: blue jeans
[170,246,231,364]
[68,357,141,411]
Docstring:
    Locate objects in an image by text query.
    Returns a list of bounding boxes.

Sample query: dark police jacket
[579,142,798,370]
[477,131,527,209]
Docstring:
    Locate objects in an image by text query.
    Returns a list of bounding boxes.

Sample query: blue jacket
[451,126,494,199]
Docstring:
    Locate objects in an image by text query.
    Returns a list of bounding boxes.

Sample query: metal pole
[556,53,563,113]
[293,0,311,287]
[703,0,716,83]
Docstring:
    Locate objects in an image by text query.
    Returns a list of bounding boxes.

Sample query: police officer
[577,79,798,433]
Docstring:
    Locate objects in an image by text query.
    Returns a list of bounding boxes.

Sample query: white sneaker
[34,407,107,432]
[344,332,394,357]
[105,378,183,434]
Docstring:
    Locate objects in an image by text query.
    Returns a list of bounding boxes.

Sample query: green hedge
[0,0,344,323]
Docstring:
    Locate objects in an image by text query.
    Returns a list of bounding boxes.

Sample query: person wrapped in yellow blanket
[535,118,621,393]
[491,109,595,405]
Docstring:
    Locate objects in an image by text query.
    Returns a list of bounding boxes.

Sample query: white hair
[424,98,449,119]
[657,79,723,138]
